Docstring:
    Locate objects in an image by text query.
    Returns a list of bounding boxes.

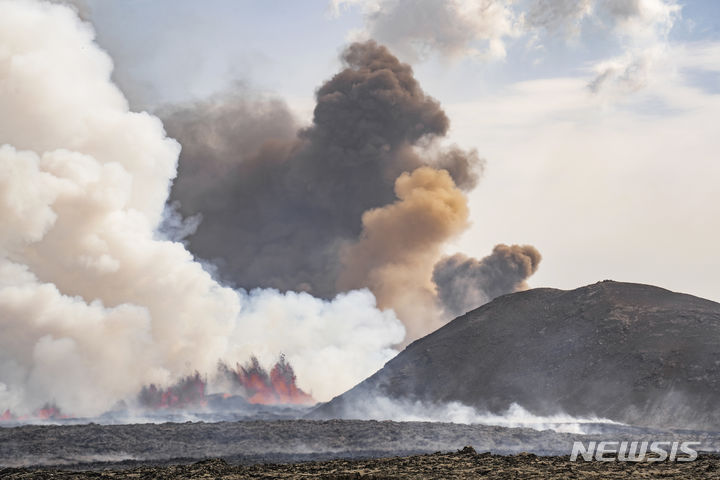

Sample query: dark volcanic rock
[4,452,720,479]
[315,281,720,429]
[3,419,720,470]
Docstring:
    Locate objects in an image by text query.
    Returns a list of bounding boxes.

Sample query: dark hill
[314,281,720,429]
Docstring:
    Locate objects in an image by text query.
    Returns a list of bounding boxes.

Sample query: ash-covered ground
[2,419,720,470]
[6,449,720,480]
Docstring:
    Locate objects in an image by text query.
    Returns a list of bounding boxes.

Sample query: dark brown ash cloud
[163,41,480,299]
[163,40,536,340]
[433,244,542,317]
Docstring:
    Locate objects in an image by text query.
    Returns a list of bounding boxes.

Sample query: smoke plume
[0,0,405,417]
[48,0,91,20]
[163,41,481,311]
[433,244,542,317]
[0,0,544,420]
[339,167,470,340]
[162,39,540,342]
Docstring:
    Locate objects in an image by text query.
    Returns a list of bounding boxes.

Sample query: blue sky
[86,0,718,106]
[82,0,720,301]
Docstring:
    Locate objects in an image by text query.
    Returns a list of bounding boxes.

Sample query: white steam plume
[0,0,404,417]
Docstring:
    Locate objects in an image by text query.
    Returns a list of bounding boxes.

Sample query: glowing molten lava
[138,372,207,409]
[231,355,314,405]
[0,404,70,422]
[35,404,66,420]
[136,355,313,410]
[2,356,314,421]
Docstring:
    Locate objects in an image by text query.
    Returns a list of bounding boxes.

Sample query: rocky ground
[3,448,720,479]
[1,419,720,478]
[3,419,720,468]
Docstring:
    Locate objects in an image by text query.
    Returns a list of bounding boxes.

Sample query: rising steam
[0,0,404,417]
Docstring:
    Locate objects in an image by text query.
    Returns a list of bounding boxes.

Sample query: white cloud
[332,0,681,96]
[587,46,665,95]
[583,0,680,95]
[333,0,520,61]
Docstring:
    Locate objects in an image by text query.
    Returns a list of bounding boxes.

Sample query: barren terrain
[3,447,720,479]
[2,419,720,476]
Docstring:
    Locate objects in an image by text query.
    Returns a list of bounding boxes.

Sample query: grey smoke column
[433,244,542,317]
[163,41,480,297]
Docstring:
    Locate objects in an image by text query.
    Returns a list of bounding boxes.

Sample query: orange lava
[234,355,314,405]
[0,404,70,422]
[138,372,207,409]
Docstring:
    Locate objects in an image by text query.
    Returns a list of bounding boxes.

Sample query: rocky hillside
[315,281,720,429]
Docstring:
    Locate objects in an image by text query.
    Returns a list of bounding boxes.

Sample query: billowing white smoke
[0,0,404,416]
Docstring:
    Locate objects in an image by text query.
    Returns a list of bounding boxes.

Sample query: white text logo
[570,441,700,462]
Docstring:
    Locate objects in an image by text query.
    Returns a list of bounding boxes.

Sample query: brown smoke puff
[433,244,542,318]
[339,166,469,341]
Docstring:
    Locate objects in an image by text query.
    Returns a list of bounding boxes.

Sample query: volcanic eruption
[4,0,720,476]
[0,0,404,418]
[224,355,314,405]
[0,0,545,421]
[161,40,542,343]
[137,356,313,411]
